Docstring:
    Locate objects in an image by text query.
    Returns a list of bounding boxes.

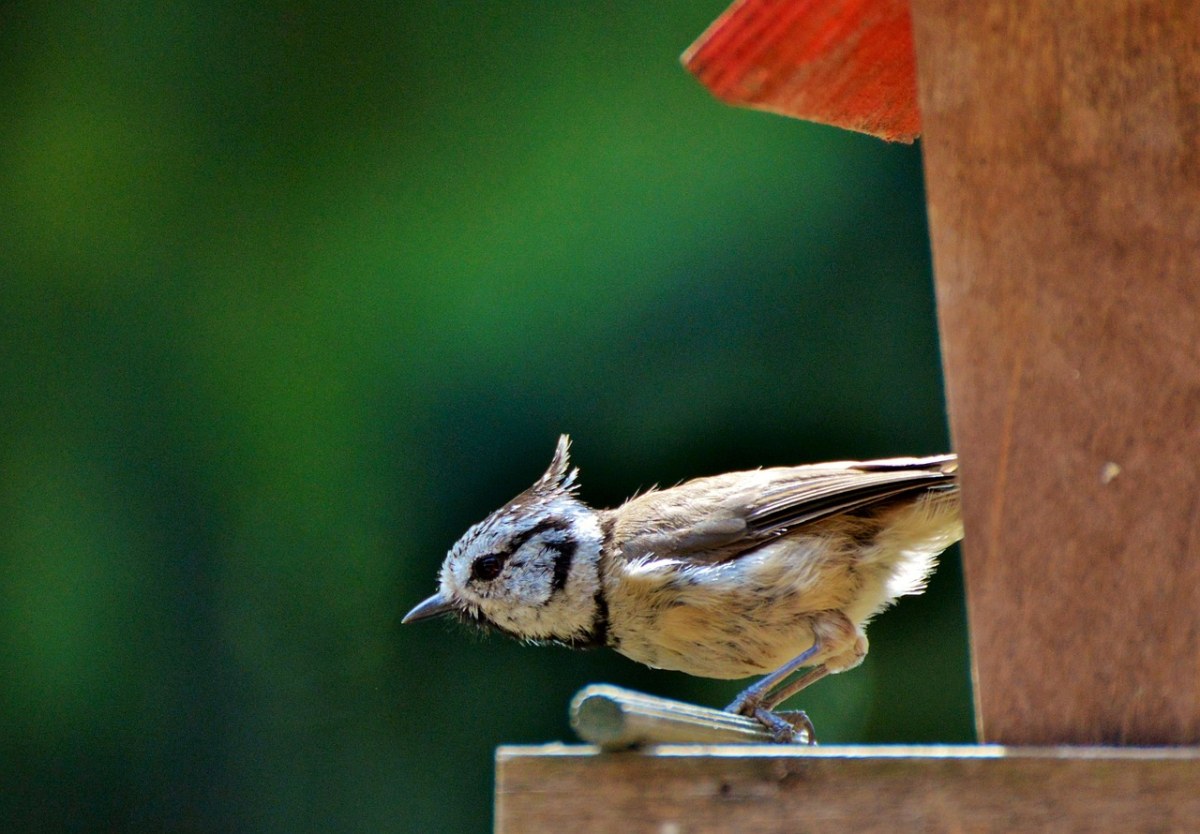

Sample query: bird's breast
[603,537,859,679]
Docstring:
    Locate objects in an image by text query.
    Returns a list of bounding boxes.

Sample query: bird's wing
[608,455,957,565]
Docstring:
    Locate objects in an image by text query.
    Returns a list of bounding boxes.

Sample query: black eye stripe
[469,517,573,584]
[548,538,577,594]
[506,517,571,552]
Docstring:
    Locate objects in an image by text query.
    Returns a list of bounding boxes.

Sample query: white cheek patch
[501,545,554,606]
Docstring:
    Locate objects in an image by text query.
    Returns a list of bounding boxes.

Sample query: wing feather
[607,454,957,565]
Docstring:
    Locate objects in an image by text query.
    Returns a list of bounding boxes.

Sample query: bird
[404,435,962,742]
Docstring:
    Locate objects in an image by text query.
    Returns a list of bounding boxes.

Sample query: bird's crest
[532,434,579,494]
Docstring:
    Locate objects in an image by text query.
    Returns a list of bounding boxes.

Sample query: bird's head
[403,435,607,646]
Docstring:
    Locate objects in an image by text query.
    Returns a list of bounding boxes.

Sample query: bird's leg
[725,646,826,744]
[761,665,830,711]
[725,612,865,743]
[725,641,821,717]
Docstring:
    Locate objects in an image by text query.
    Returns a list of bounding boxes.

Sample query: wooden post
[911,0,1200,744]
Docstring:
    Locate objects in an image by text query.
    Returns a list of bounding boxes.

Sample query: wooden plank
[496,745,1200,833]
[910,0,1200,743]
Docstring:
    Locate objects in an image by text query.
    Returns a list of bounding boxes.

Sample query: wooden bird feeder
[496,1,1200,829]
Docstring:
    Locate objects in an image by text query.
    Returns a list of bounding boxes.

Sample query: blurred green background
[0,1,972,831]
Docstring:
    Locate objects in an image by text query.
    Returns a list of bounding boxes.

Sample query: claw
[748,707,816,744]
[777,709,817,744]
[753,708,795,742]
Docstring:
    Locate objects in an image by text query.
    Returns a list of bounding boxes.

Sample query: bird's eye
[470,553,504,582]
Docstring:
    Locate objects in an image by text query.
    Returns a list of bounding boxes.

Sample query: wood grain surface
[496,745,1200,833]
[912,0,1200,744]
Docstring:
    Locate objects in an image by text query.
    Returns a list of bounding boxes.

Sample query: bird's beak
[403,591,457,624]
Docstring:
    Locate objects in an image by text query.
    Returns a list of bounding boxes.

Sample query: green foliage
[0,2,972,831]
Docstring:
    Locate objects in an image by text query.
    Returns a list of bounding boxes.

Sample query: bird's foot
[748,707,816,744]
[725,689,816,744]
